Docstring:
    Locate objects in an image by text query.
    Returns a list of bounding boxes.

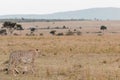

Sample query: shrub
[30,28,36,32]
[74,29,77,32]
[97,33,103,36]
[13,33,19,36]
[79,27,82,29]
[50,30,56,35]
[0,29,7,35]
[26,33,29,36]
[39,33,43,36]
[26,33,35,36]
[56,33,64,36]
[66,30,74,36]
[76,31,82,35]
[63,25,66,29]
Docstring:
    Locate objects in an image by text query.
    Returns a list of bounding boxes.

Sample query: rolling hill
[0,7,120,20]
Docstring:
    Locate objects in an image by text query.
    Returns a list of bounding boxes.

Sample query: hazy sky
[0,0,120,15]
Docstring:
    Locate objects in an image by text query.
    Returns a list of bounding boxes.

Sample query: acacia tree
[2,22,23,35]
[2,22,16,35]
[100,25,107,31]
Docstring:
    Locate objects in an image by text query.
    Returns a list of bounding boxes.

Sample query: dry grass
[0,35,120,80]
[0,20,120,80]
[1,34,120,54]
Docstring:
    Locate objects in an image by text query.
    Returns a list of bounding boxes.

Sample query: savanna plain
[0,21,120,80]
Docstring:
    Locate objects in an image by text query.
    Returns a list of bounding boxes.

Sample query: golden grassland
[0,35,120,80]
[1,34,120,54]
